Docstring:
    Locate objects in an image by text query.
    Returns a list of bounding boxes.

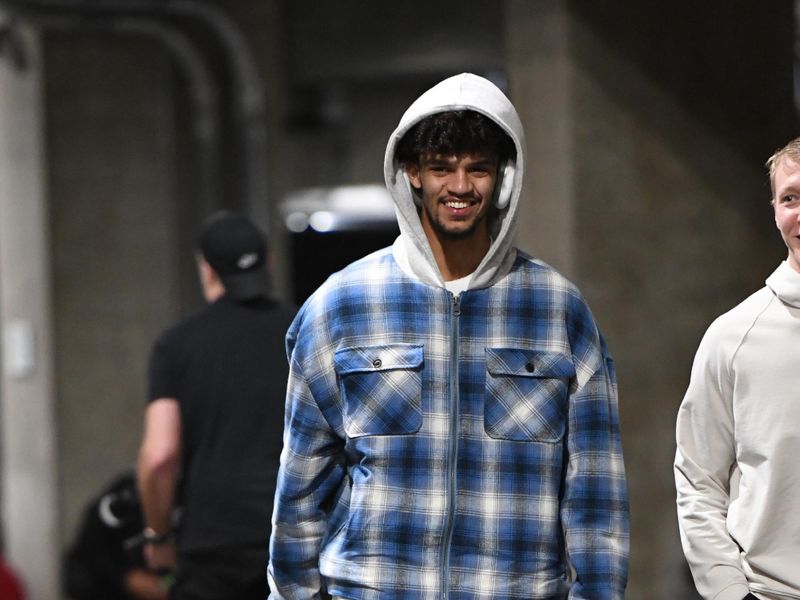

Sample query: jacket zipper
[441,293,461,600]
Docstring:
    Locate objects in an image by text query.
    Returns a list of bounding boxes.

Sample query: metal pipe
[3,0,269,229]
[0,16,27,71]
[26,11,222,217]
[167,0,268,228]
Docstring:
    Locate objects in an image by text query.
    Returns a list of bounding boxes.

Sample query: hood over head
[384,72,526,290]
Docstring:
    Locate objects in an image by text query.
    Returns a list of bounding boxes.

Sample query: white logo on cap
[237,253,258,269]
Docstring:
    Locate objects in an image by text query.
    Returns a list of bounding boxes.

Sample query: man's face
[773,157,800,273]
[406,152,498,244]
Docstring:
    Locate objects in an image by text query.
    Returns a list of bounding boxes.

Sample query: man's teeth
[446,200,470,209]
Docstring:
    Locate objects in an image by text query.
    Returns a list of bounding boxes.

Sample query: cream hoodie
[675,261,800,600]
[383,72,525,290]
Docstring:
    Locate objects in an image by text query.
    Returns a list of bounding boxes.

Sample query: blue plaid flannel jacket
[268,248,629,600]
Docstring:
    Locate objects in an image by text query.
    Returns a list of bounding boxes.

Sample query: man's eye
[782,195,798,203]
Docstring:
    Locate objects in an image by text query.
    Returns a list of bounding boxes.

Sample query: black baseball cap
[197,213,270,300]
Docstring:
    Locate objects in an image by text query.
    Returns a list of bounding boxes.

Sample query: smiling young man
[268,73,629,600]
[675,138,800,600]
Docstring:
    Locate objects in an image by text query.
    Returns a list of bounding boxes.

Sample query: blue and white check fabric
[268,248,629,600]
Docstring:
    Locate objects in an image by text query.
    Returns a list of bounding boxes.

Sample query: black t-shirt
[148,295,296,552]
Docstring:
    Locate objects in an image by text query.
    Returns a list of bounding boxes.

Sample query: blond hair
[766,136,800,197]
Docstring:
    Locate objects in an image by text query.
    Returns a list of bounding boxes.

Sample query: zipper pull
[452,294,461,316]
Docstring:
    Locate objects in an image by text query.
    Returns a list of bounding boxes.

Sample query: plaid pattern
[269,248,629,600]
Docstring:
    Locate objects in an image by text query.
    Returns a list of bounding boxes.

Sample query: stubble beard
[423,199,488,241]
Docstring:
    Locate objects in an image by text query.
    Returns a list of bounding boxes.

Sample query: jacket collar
[766,260,800,308]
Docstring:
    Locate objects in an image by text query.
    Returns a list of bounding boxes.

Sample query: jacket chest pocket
[484,348,574,442]
[333,344,424,438]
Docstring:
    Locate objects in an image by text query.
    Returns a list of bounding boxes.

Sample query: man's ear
[196,256,224,301]
[405,163,422,190]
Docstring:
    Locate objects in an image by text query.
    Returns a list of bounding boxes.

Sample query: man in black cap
[136,212,296,600]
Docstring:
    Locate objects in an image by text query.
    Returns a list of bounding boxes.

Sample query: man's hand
[143,538,177,572]
[124,567,172,600]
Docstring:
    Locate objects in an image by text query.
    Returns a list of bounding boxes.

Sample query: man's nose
[448,169,472,195]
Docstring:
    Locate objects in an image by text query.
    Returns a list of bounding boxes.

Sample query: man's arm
[137,398,181,571]
[268,354,346,600]
[561,305,629,600]
[674,323,749,600]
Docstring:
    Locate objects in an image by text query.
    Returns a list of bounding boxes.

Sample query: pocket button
[525,361,535,373]
[372,358,382,368]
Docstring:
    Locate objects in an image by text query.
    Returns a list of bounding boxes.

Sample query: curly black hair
[395,110,515,165]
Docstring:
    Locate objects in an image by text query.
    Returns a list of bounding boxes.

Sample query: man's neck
[203,280,226,303]
[425,230,491,281]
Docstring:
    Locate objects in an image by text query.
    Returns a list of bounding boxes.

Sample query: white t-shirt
[444,273,472,296]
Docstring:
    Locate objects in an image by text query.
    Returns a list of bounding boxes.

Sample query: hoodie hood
[384,73,526,290]
[766,260,800,308]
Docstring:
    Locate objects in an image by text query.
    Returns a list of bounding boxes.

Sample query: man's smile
[441,197,480,211]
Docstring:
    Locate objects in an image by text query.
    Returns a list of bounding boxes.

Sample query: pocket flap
[334,344,424,375]
[485,348,575,378]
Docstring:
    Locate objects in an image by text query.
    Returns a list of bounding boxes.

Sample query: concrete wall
[0,17,60,599]
[44,32,181,549]
[508,0,578,276]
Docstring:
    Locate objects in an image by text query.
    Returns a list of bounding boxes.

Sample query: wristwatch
[142,526,173,545]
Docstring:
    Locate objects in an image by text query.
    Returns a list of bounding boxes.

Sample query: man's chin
[431,215,488,241]
[436,225,478,240]
[788,250,800,273]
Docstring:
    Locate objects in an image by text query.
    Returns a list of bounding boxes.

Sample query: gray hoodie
[383,72,526,291]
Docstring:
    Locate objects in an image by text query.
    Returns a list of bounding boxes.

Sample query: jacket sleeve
[268,317,346,600]
[674,322,749,600]
[561,301,629,600]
